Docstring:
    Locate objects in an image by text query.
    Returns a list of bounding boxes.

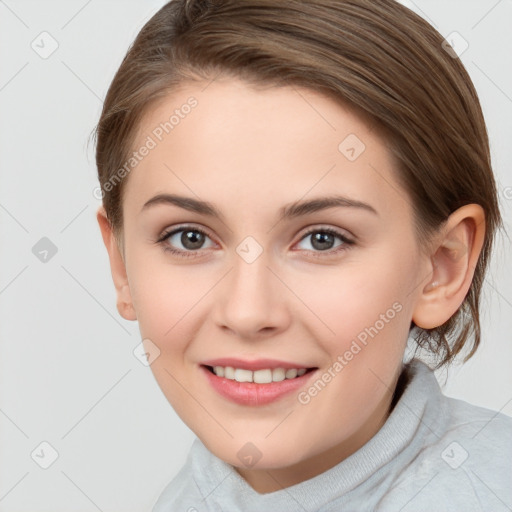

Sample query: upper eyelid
[159,224,215,242]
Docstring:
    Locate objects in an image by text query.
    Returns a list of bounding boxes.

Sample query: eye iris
[182,230,204,250]
[312,232,335,251]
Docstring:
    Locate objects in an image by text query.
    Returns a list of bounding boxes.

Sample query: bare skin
[97,77,485,494]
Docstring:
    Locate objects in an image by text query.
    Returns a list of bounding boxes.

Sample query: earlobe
[96,206,137,321]
[412,204,485,330]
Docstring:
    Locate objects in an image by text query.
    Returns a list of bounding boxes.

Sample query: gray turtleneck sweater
[152,359,512,511]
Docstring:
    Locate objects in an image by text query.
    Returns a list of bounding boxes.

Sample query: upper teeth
[213,366,307,383]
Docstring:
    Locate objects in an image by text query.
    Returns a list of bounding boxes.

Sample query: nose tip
[213,251,289,338]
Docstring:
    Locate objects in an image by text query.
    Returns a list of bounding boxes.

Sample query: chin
[205,436,311,470]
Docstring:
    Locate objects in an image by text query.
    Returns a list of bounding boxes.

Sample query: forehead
[125,78,411,223]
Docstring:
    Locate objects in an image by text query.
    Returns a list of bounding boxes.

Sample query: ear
[96,206,137,321]
[412,204,486,329]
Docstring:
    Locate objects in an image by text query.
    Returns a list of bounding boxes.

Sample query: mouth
[202,364,317,383]
[200,361,319,406]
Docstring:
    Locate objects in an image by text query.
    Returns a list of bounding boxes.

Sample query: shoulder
[384,395,512,511]
[439,395,512,471]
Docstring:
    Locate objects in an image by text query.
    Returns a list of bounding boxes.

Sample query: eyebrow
[141,193,378,220]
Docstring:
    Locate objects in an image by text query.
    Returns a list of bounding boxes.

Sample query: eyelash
[156,225,355,259]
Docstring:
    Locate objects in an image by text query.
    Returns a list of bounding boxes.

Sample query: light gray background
[0,0,511,510]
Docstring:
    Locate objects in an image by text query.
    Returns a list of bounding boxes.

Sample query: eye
[157,225,215,258]
[295,227,354,256]
[156,225,354,259]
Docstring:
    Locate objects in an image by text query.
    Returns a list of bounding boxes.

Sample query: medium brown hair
[93,0,503,368]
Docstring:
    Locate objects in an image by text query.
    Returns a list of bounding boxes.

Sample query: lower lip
[200,365,317,406]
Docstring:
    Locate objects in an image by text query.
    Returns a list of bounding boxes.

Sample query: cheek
[126,257,207,409]
[306,247,418,358]
[125,251,203,352]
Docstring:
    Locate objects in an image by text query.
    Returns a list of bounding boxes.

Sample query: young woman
[94,0,511,509]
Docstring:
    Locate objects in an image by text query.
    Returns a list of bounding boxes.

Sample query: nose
[212,249,291,339]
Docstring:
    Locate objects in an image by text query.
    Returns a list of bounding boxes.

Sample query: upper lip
[201,357,316,371]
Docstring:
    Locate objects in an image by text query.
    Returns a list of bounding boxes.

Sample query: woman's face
[106,77,433,491]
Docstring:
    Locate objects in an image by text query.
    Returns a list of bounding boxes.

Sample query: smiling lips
[200,357,318,406]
